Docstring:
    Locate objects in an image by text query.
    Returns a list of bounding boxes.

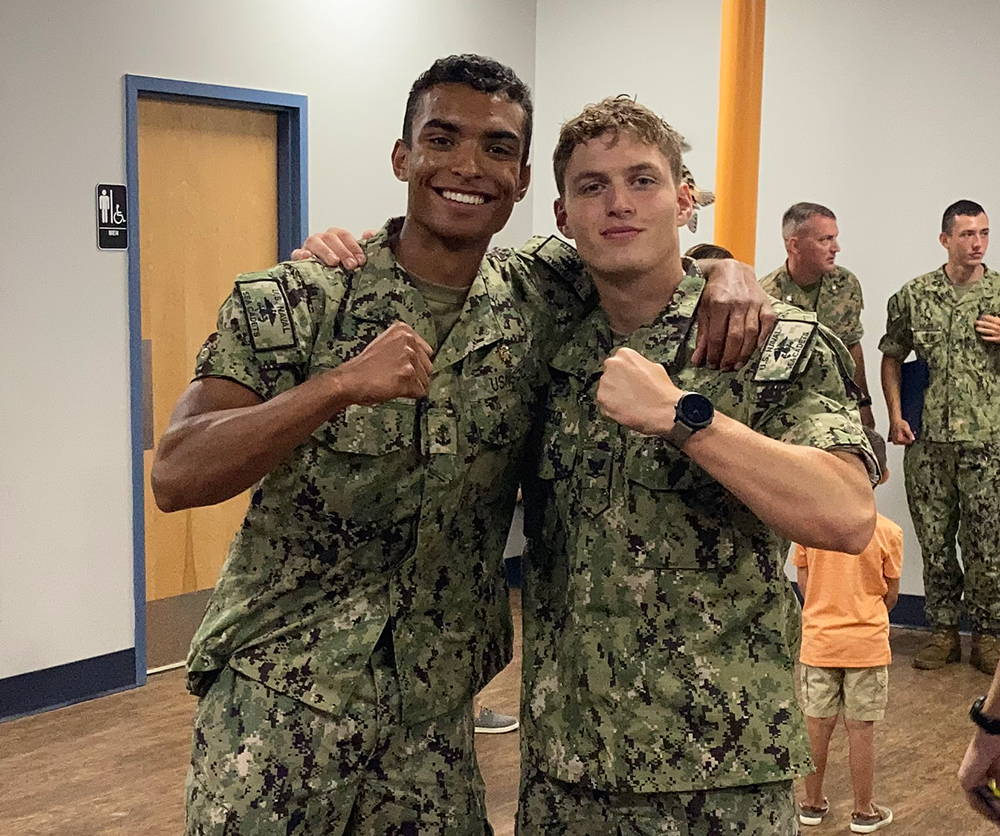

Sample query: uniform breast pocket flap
[318,400,417,456]
[912,328,943,352]
[625,435,713,493]
[624,436,732,570]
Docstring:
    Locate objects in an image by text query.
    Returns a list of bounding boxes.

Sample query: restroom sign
[96,183,128,249]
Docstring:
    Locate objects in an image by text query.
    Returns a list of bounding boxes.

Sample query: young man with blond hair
[517,96,877,835]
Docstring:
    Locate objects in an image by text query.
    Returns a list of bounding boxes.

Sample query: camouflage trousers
[185,639,492,836]
[516,766,796,836]
[904,440,1000,632]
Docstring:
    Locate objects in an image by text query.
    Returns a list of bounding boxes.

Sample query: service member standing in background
[880,199,1000,675]
[762,203,875,428]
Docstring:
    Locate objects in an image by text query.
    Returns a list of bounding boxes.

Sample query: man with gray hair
[761,203,874,428]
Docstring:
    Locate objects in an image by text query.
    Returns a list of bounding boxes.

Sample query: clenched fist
[335,321,434,405]
[596,347,681,435]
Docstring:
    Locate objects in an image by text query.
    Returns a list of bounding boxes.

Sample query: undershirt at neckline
[408,273,471,346]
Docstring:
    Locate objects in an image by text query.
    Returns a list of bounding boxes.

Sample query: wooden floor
[1,591,996,836]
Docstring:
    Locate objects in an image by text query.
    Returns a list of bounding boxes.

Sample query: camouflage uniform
[761,262,865,654]
[761,263,865,346]
[519,264,875,835]
[879,266,1000,632]
[184,219,590,835]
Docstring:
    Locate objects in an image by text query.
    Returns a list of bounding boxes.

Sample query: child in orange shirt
[796,429,903,834]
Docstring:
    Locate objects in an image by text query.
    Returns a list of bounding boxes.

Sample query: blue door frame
[124,75,308,687]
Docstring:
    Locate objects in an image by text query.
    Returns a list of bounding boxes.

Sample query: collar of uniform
[432,245,527,371]
[346,218,526,368]
[629,269,704,370]
[766,263,802,306]
[343,218,428,327]
[550,263,703,381]
[781,261,844,292]
[778,261,794,288]
[933,263,1000,304]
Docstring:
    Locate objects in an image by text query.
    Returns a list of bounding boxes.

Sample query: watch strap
[971,696,1000,735]
[665,421,695,449]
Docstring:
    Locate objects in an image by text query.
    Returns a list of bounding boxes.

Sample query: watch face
[680,393,714,428]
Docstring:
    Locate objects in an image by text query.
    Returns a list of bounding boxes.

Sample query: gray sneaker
[798,799,829,826]
[474,707,519,734]
[851,803,892,833]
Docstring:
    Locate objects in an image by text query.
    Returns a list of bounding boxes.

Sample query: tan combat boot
[913,628,961,670]
[970,634,1000,675]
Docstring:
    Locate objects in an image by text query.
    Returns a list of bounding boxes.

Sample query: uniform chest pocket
[319,400,417,456]
[911,328,943,359]
[310,399,421,523]
[461,384,532,505]
[625,435,709,492]
[624,435,733,570]
[466,369,532,449]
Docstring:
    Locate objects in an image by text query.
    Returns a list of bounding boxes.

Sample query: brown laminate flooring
[1,591,996,836]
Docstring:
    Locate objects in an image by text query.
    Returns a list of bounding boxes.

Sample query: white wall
[532,0,722,246]
[7,0,999,684]
[0,0,536,680]
[759,0,1000,595]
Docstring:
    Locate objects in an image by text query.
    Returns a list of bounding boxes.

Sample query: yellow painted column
[714,0,766,264]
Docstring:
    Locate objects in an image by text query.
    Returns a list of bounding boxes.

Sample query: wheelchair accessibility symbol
[97,183,128,250]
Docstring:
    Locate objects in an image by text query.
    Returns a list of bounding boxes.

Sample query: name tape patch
[754,319,817,383]
[237,278,297,352]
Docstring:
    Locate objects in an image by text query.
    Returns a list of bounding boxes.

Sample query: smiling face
[392,83,530,248]
[554,130,692,283]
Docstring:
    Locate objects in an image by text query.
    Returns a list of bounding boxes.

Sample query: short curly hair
[553,96,685,196]
[402,54,533,165]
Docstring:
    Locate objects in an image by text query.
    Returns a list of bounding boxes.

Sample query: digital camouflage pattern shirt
[761,263,865,346]
[879,266,1000,443]
[521,264,876,794]
[186,219,591,724]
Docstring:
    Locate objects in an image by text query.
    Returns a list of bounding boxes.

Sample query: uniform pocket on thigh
[185,772,238,835]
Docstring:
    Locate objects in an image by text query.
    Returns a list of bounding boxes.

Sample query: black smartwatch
[665,392,714,449]
[858,395,873,408]
[970,696,1000,735]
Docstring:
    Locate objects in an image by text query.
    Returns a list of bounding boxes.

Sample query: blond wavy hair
[553,95,685,196]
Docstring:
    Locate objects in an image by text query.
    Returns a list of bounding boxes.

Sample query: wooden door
[139,98,278,668]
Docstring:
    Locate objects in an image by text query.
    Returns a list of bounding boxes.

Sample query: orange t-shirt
[793,513,904,668]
